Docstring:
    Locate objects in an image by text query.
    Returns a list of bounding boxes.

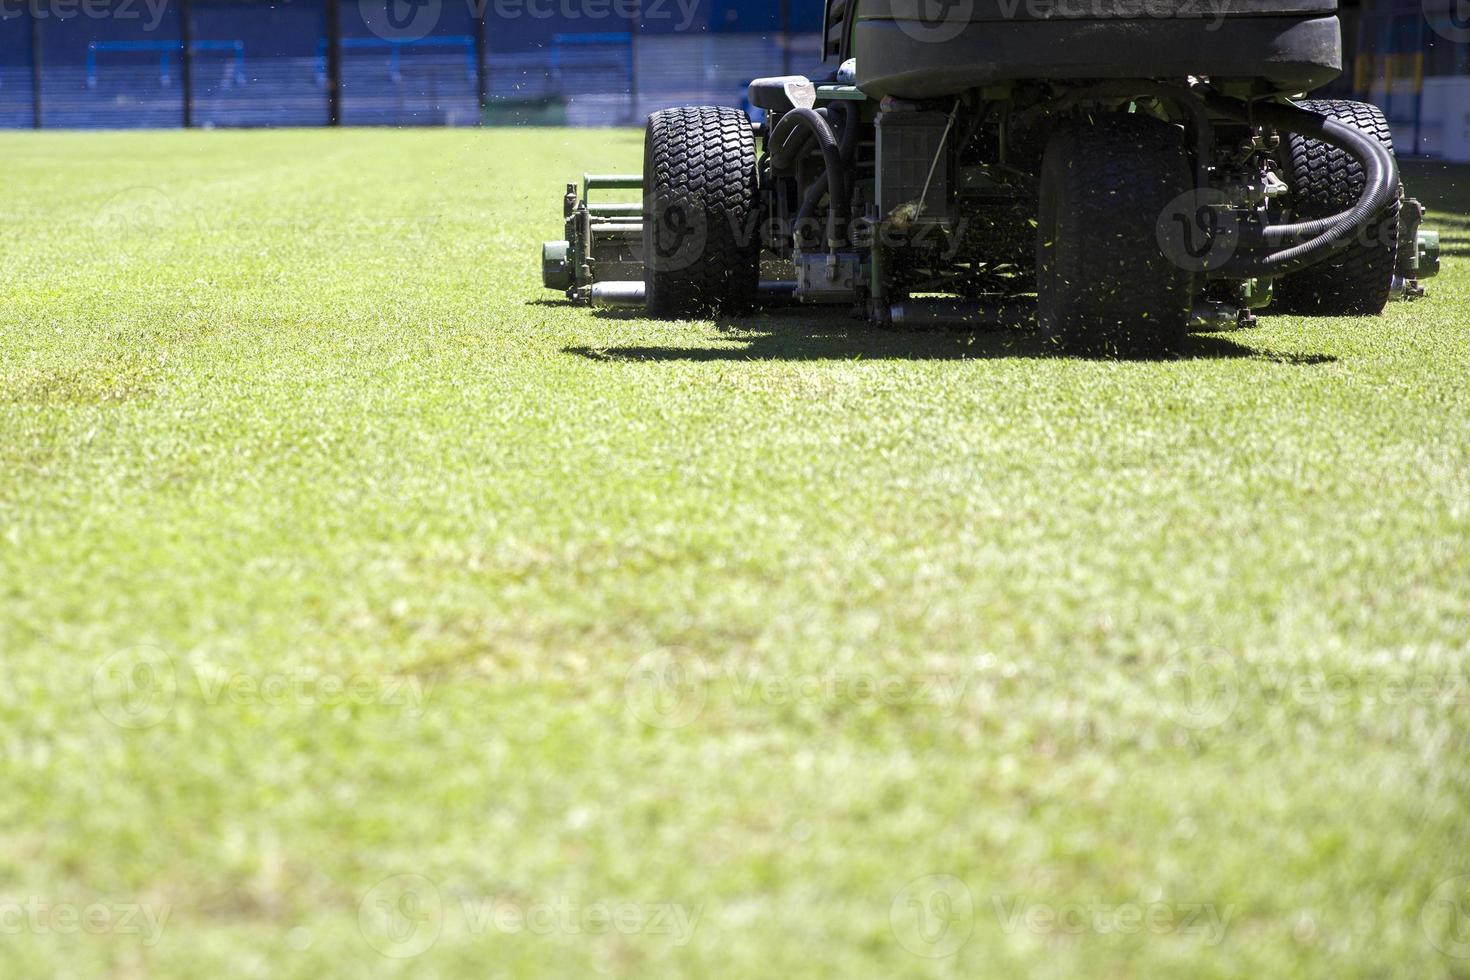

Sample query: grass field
[1,127,1469,978]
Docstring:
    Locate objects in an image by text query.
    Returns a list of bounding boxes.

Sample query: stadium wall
[0,0,823,128]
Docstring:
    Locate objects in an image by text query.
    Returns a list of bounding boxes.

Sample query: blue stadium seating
[0,0,822,128]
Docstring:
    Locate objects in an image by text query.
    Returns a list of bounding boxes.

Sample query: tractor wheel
[1272,99,1400,316]
[643,106,760,317]
[1036,114,1195,356]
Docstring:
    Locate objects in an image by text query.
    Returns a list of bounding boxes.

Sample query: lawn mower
[540,0,1440,354]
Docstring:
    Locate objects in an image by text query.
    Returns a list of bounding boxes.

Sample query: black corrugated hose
[769,106,851,248]
[1205,94,1400,278]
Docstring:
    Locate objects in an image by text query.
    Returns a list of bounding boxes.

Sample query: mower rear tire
[1036,114,1195,356]
[1272,99,1400,316]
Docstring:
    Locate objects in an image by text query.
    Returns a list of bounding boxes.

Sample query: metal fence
[0,0,824,128]
[6,0,1466,139]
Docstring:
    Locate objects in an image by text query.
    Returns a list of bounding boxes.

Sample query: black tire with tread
[643,106,760,317]
[1036,114,1195,356]
[1272,99,1400,316]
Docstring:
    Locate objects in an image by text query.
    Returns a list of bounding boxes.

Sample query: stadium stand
[3,0,1461,154]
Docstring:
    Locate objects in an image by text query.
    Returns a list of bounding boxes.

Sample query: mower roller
[540,0,1439,354]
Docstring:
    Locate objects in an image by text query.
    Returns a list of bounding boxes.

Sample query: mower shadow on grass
[563,309,1336,364]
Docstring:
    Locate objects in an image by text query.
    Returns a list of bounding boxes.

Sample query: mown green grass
[1,128,1468,978]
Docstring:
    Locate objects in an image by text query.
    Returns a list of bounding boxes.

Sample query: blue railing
[315,36,476,85]
[86,40,247,90]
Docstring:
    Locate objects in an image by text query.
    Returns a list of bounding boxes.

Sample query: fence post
[180,0,194,127]
[780,0,791,75]
[1411,14,1424,157]
[475,4,488,124]
[326,0,342,125]
[627,1,639,124]
[31,10,42,129]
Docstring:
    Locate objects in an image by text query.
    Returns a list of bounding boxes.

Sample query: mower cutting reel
[542,173,647,307]
[539,0,1438,354]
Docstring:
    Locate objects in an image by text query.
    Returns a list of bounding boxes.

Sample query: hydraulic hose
[794,173,831,244]
[771,105,858,169]
[831,101,860,164]
[790,103,861,245]
[1203,95,1400,278]
[769,106,850,248]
